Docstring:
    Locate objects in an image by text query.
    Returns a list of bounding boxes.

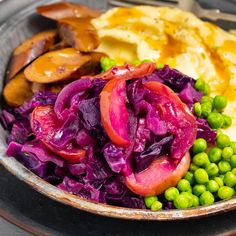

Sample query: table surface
[1,1,236,236]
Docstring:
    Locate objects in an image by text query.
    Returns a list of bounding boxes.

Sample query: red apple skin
[100,79,130,147]
[88,62,157,81]
[31,105,85,163]
[125,152,190,197]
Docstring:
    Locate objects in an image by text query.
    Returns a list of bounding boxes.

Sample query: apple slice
[89,62,157,81]
[100,79,130,147]
[125,152,190,196]
[144,81,197,160]
[31,105,85,163]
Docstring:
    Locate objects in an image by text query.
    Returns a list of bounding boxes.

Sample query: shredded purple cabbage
[196,118,217,144]
[1,65,216,210]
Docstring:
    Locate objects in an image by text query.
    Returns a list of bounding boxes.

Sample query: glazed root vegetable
[24,48,104,83]
[49,41,69,51]
[36,2,101,20]
[7,30,57,81]
[82,51,107,75]
[3,72,33,107]
[125,152,191,196]
[58,17,99,52]
[31,82,64,94]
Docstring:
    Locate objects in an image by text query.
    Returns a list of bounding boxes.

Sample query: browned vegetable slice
[7,30,57,81]
[31,83,47,93]
[36,2,101,20]
[59,17,99,52]
[24,48,93,83]
[31,83,64,93]
[49,41,69,51]
[81,51,107,75]
[3,72,33,107]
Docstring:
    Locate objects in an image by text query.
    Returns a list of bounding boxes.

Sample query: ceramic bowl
[0,0,236,220]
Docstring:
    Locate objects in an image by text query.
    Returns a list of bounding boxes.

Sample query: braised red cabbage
[1,65,216,209]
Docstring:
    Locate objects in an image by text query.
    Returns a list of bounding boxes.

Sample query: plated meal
[1,1,236,213]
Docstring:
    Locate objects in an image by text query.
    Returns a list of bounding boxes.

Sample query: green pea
[192,139,207,154]
[219,175,225,180]
[201,102,212,118]
[195,78,206,92]
[193,152,209,167]
[216,134,230,148]
[232,168,236,175]
[142,59,152,63]
[206,163,219,177]
[218,186,235,200]
[223,172,236,187]
[209,147,222,163]
[192,195,200,207]
[222,147,234,161]
[189,163,199,172]
[100,57,116,72]
[213,95,227,111]
[177,179,191,192]
[199,191,215,205]
[193,102,202,117]
[206,180,219,193]
[194,168,209,184]
[207,112,224,129]
[132,59,142,66]
[150,201,163,211]
[217,129,223,137]
[186,188,193,194]
[184,171,195,185]
[222,114,232,128]
[218,161,231,174]
[230,142,236,154]
[144,196,158,208]
[203,84,211,95]
[201,96,213,104]
[164,187,179,201]
[157,63,164,69]
[180,192,193,208]
[174,194,189,209]
[214,177,224,187]
[193,184,206,196]
[230,155,236,168]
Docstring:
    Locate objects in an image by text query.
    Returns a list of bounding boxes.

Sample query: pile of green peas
[145,135,236,210]
[193,78,232,130]
[145,78,236,210]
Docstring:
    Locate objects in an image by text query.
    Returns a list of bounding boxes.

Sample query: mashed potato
[92,6,236,139]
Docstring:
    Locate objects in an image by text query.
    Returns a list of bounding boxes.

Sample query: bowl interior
[0,0,236,220]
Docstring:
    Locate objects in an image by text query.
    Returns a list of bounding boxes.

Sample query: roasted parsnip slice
[7,30,57,81]
[3,72,33,107]
[31,83,64,93]
[24,48,92,83]
[36,2,101,21]
[81,51,107,75]
[59,17,99,52]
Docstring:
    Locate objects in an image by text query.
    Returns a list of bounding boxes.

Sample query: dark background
[0,0,236,235]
